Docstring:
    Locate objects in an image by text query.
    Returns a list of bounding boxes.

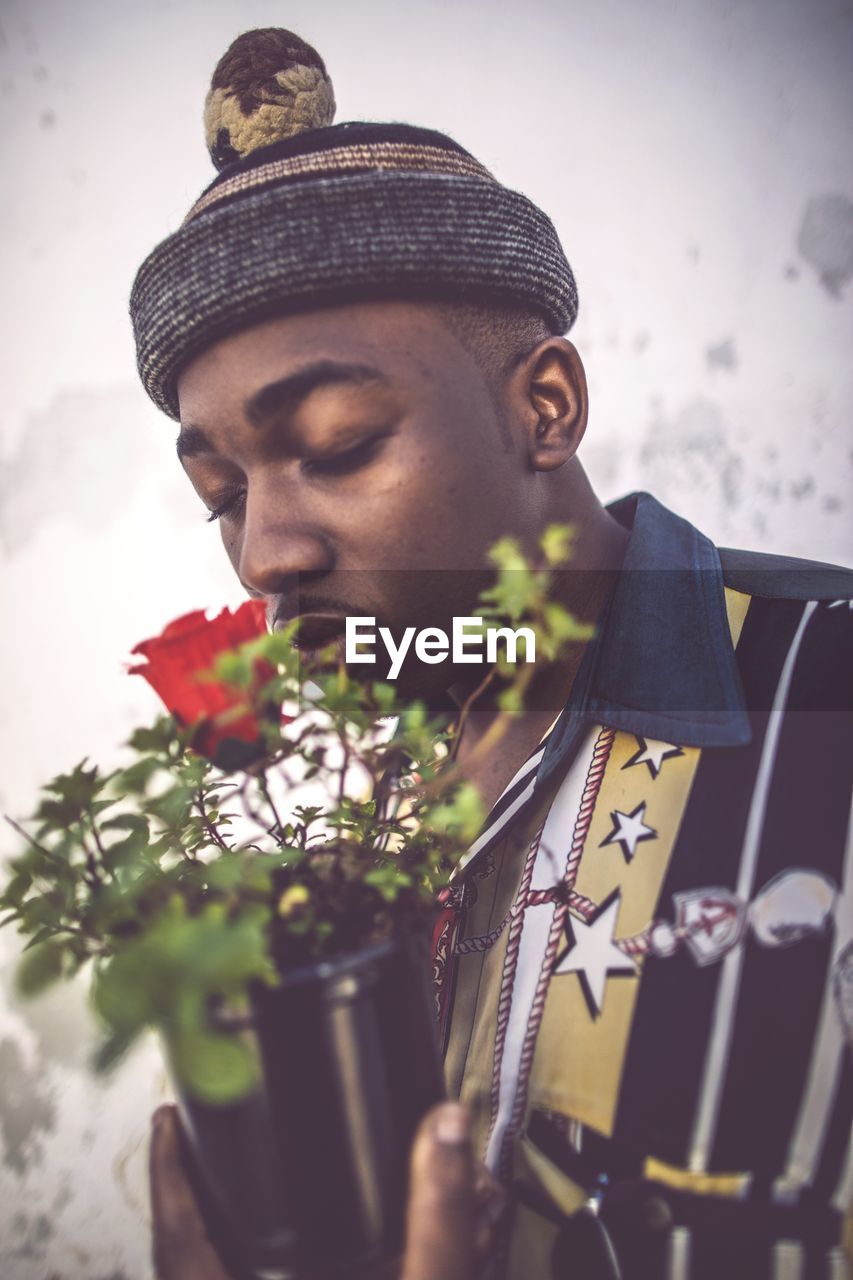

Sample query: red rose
[130,601,277,769]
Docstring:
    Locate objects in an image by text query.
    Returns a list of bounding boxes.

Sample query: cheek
[382,455,510,575]
[410,439,513,530]
[381,451,471,539]
[220,522,242,570]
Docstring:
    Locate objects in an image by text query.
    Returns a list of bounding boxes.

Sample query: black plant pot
[172,934,445,1280]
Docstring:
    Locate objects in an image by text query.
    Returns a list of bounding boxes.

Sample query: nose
[235,476,334,598]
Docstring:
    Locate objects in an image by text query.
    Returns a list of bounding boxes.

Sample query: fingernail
[434,1104,470,1146]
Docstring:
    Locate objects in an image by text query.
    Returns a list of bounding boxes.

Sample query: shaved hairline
[435,300,556,449]
[435,300,555,380]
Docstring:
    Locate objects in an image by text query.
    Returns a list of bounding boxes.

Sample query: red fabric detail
[431,896,460,1034]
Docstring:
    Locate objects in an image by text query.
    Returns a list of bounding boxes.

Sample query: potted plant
[0,528,590,1279]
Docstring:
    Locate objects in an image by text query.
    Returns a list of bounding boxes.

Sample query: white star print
[624,736,684,779]
[554,892,638,1017]
[600,802,657,862]
[828,600,853,610]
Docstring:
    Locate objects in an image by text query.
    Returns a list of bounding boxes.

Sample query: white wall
[0,0,851,1274]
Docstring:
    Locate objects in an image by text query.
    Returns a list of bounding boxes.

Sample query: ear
[514,338,589,472]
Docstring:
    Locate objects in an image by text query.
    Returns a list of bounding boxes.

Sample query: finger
[149,1105,231,1280]
[401,1103,475,1280]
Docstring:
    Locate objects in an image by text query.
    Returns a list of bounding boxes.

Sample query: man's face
[176,301,539,693]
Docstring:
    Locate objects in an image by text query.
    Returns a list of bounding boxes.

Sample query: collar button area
[638,1194,674,1235]
[551,1206,622,1280]
[600,1180,675,1239]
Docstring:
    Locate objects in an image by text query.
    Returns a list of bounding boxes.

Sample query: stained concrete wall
[0,0,851,1274]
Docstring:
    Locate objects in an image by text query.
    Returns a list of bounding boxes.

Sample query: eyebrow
[176,423,213,460]
[246,360,388,426]
[176,360,389,461]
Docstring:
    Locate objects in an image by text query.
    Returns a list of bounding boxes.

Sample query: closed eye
[204,431,391,522]
[206,488,247,523]
[301,431,391,477]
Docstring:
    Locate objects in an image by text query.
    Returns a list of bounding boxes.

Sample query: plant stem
[338,726,350,808]
[261,774,285,835]
[196,788,229,851]
[244,773,286,846]
[4,814,61,863]
[87,808,119,883]
[87,810,107,860]
[77,830,103,892]
[413,661,537,807]
[449,663,501,763]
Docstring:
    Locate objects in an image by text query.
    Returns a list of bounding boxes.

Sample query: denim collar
[538,492,751,791]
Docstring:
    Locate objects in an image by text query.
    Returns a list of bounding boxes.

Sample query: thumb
[149,1105,231,1280]
[401,1103,476,1280]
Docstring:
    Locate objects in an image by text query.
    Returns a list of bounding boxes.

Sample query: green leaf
[92,1027,139,1074]
[293,805,323,826]
[210,651,254,691]
[497,685,523,715]
[402,702,427,732]
[540,523,577,566]
[477,572,538,625]
[22,925,59,951]
[204,855,245,891]
[103,814,150,836]
[16,938,66,996]
[127,719,179,755]
[149,784,194,829]
[34,796,86,829]
[426,782,486,846]
[542,601,595,644]
[372,682,399,715]
[487,536,528,573]
[0,870,33,910]
[102,833,151,874]
[115,756,163,795]
[363,866,413,902]
[92,951,153,1035]
[38,762,104,825]
[168,1027,260,1104]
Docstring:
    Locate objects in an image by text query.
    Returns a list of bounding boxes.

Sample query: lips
[282,612,348,653]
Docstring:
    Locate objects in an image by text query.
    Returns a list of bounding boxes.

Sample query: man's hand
[400,1102,503,1280]
[150,1102,505,1280]
[150,1106,230,1280]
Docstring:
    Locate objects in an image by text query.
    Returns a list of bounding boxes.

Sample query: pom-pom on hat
[203,28,336,169]
[131,28,578,420]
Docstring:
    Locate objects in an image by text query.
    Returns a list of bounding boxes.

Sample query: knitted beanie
[130,28,579,421]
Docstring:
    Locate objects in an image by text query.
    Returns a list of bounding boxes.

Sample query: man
[133,27,853,1280]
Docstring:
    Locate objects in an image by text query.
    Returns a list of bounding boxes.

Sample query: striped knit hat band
[183,127,499,223]
[130,31,579,421]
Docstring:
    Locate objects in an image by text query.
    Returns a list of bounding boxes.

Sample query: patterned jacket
[436,492,853,1280]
